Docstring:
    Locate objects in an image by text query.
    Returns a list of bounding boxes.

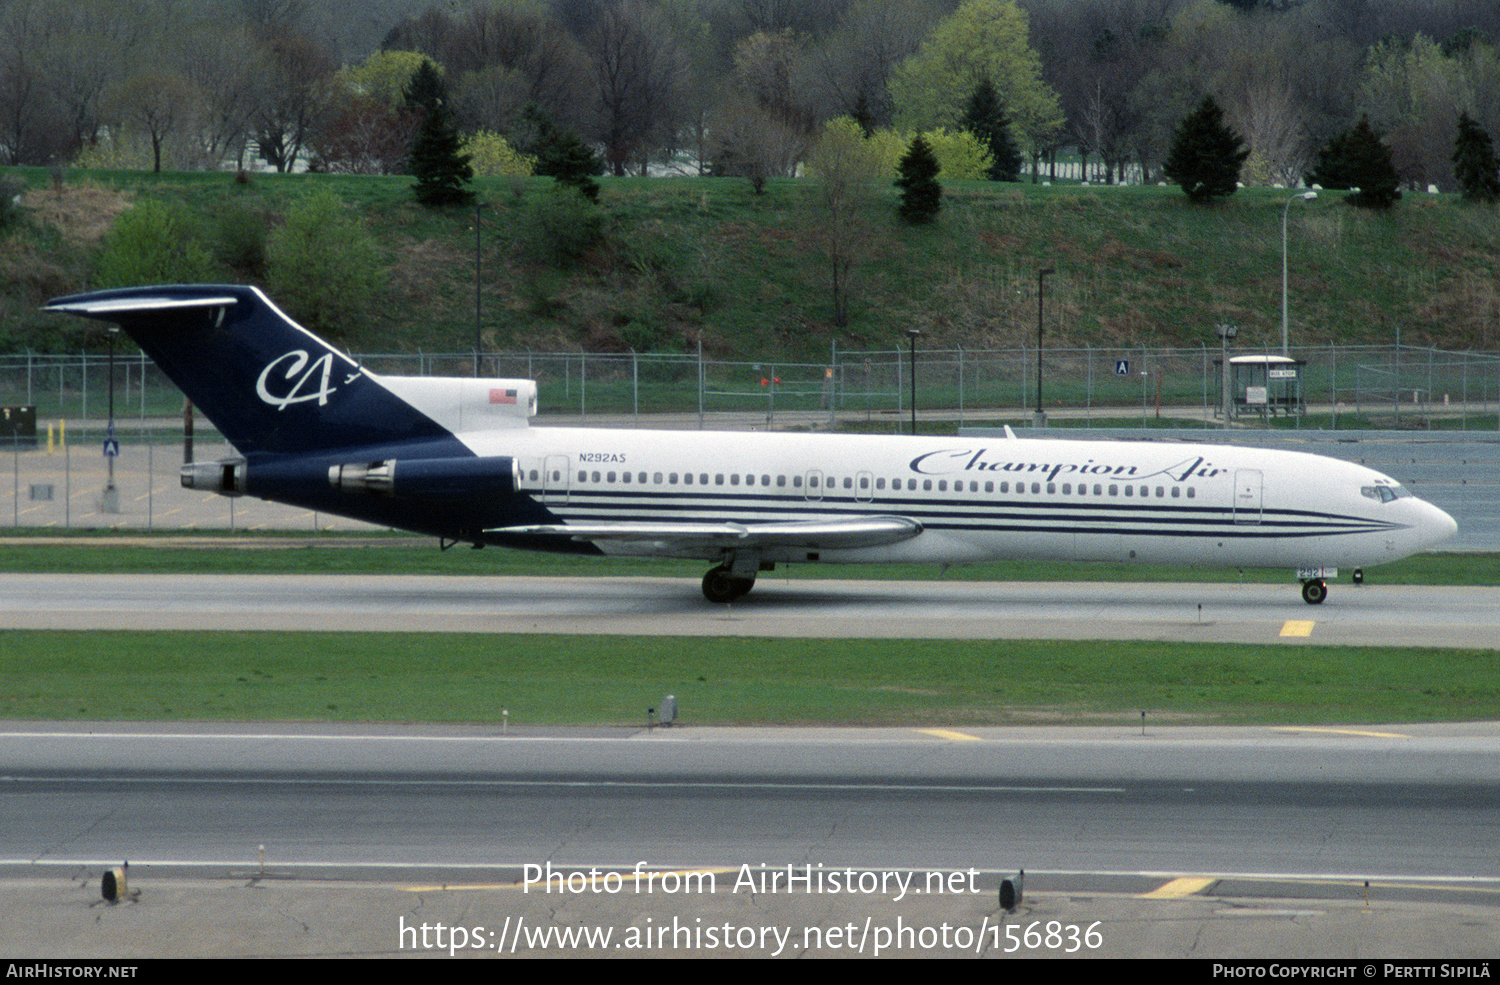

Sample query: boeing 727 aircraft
[47,285,1457,605]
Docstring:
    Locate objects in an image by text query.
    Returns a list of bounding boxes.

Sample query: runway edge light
[101,861,129,903]
[1000,869,1024,911]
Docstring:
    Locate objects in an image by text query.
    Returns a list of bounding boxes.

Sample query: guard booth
[1213,355,1305,420]
[0,406,36,449]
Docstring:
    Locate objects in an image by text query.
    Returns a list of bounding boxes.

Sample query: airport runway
[2,572,1498,648]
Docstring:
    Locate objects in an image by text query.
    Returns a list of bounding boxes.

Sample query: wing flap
[489,515,922,550]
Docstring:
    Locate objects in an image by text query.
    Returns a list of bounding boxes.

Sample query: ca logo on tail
[256,350,340,410]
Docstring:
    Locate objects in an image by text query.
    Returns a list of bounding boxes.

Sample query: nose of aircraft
[1419,499,1459,550]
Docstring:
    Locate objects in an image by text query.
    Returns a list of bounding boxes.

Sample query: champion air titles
[908,449,1228,485]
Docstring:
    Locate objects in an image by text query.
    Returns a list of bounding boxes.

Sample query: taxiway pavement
[2,572,1497,648]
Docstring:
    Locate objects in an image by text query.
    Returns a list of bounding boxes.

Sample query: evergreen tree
[519,104,604,202]
[895,135,942,224]
[1305,116,1401,209]
[961,79,1022,181]
[402,60,447,114]
[408,99,474,207]
[1452,113,1500,203]
[1162,96,1249,203]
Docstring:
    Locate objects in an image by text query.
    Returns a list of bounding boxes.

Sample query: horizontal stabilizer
[489,515,923,550]
[45,294,241,317]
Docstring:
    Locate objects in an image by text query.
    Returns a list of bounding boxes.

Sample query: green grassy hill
[3,167,1497,360]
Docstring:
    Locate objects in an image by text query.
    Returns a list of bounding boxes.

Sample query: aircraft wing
[488,515,923,550]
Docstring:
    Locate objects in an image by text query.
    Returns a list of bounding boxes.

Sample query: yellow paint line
[917,728,982,742]
[1273,727,1409,739]
[1279,620,1315,637]
[1142,877,1216,899]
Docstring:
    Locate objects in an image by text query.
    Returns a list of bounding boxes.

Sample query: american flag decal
[490,388,517,405]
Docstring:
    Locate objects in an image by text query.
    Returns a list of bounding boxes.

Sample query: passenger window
[777,475,786,487]
[1187,487,1196,498]
[1171,487,1180,498]
[843,477,852,489]
[923,480,932,491]
[1156,486,1164,497]
[985,481,994,493]
[684,473,693,485]
[1109,484,1118,496]
[1062,483,1071,494]
[876,478,885,490]
[669,473,678,484]
[607,471,616,483]
[653,472,663,484]
[1031,482,1040,494]
[1124,485,1133,496]
[859,476,869,489]
[762,475,770,486]
[1047,482,1056,494]
[730,474,739,485]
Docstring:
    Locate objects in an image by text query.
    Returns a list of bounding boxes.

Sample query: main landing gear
[702,565,755,603]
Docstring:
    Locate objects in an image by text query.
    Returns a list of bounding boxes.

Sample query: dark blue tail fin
[46,285,451,457]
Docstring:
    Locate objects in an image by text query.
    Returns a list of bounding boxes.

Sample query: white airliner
[47,285,1458,605]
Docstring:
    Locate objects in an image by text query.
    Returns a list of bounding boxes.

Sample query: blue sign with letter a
[1115,360,1129,375]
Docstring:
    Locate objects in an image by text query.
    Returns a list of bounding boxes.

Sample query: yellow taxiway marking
[1142,877,1216,899]
[1279,620,1315,637]
[917,728,982,742]
[1273,726,1410,739]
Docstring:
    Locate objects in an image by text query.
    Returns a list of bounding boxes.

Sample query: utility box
[0,406,36,449]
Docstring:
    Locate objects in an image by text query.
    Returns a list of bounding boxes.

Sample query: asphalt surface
[4,722,1499,959]
[3,572,1497,649]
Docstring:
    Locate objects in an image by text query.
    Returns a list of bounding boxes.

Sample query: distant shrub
[94,200,215,287]
[463,131,535,178]
[515,187,604,269]
[0,174,24,233]
[266,190,383,335]
[214,204,268,279]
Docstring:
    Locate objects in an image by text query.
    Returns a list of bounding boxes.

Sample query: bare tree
[253,26,334,172]
[587,1,686,175]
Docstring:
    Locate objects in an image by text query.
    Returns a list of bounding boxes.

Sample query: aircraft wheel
[702,566,754,603]
[1301,579,1328,605]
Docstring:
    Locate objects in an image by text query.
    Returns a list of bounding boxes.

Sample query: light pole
[905,328,921,436]
[1216,323,1238,427]
[1281,191,1316,355]
[1035,266,1055,427]
[474,201,488,377]
[101,326,119,512]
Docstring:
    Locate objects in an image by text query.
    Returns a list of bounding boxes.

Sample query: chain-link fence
[3,343,1497,529]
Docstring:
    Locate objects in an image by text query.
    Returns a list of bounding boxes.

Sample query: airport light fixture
[101,325,119,513]
[1035,266,1056,427]
[1215,322,1238,428]
[906,328,922,435]
[1281,191,1316,355]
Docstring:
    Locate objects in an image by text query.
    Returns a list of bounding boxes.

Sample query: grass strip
[2,630,1496,727]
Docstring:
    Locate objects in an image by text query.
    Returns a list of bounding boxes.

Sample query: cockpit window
[1361,484,1409,503]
